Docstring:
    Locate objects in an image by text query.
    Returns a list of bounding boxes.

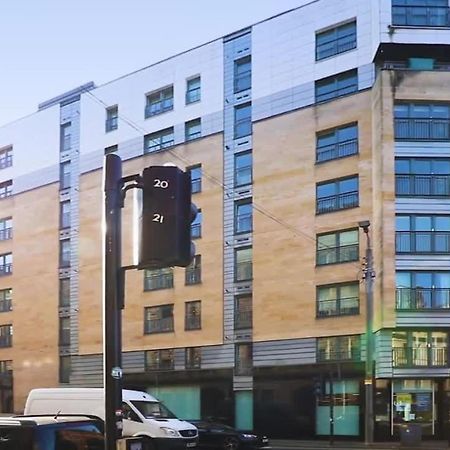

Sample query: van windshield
[130,401,177,419]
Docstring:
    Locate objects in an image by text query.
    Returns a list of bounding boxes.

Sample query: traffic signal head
[138,165,197,269]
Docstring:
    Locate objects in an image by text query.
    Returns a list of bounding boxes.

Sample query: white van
[25,388,198,450]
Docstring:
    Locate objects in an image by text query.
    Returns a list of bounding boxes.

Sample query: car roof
[0,414,101,427]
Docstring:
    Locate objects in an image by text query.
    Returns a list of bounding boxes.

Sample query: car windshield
[38,423,104,450]
[130,401,177,419]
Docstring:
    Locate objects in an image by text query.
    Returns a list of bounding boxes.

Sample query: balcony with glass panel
[396,173,450,197]
[396,231,450,253]
[395,118,450,141]
[393,346,448,367]
[396,287,450,310]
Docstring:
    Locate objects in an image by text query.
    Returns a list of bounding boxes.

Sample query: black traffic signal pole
[104,154,124,450]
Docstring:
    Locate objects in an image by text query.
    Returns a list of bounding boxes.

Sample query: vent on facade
[236,139,250,147]
[59,269,70,277]
[237,47,250,54]
[236,284,251,291]
[236,188,251,196]
[236,237,250,244]
[235,333,252,341]
[59,309,71,317]
[236,93,250,101]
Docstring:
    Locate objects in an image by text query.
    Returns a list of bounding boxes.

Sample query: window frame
[59,355,71,383]
[234,295,252,330]
[188,165,202,194]
[145,349,175,371]
[144,304,174,334]
[144,267,174,291]
[145,86,174,118]
[185,255,202,285]
[105,105,119,132]
[316,20,357,61]
[234,56,252,93]
[0,253,12,276]
[60,239,71,268]
[185,347,201,369]
[235,199,253,234]
[185,300,201,331]
[0,217,12,241]
[315,69,358,103]
[0,180,12,199]
[316,123,358,163]
[0,146,13,170]
[316,228,359,266]
[191,209,202,239]
[0,288,12,313]
[186,76,201,104]
[144,127,175,153]
[185,118,202,141]
[234,103,252,139]
[317,334,361,362]
[234,151,253,187]
[316,175,359,214]
[235,246,253,282]
[316,281,360,318]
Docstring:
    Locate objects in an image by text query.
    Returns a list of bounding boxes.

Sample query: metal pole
[360,222,374,445]
[329,369,334,446]
[103,154,123,450]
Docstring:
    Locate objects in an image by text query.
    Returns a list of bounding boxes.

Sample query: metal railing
[145,98,173,118]
[393,346,448,367]
[0,335,12,348]
[394,118,450,141]
[0,228,12,241]
[392,5,450,27]
[316,36,356,61]
[0,299,12,313]
[235,310,252,329]
[396,231,450,253]
[317,243,359,265]
[236,261,252,281]
[317,348,361,362]
[105,116,118,132]
[396,288,450,310]
[316,138,358,163]
[316,191,359,214]
[145,317,174,334]
[315,79,358,103]
[144,273,173,291]
[396,173,450,197]
[185,267,201,285]
[317,296,359,317]
[0,264,12,276]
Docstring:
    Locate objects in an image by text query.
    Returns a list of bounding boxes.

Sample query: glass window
[316,123,358,162]
[235,201,252,234]
[0,146,13,169]
[185,347,201,369]
[145,86,174,117]
[60,123,71,152]
[189,165,202,194]
[186,77,201,104]
[0,217,12,241]
[60,201,70,229]
[317,282,359,317]
[59,356,71,383]
[145,349,175,370]
[234,103,252,138]
[0,180,12,198]
[105,106,118,132]
[317,229,358,265]
[185,118,201,141]
[60,239,71,267]
[144,267,173,291]
[60,162,71,189]
[235,295,252,329]
[185,301,201,330]
[316,21,357,60]
[144,304,174,334]
[0,253,12,276]
[59,278,70,307]
[234,152,252,186]
[316,176,359,214]
[235,343,252,375]
[234,56,251,93]
[0,289,11,313]
[191,209,202,239]
[185,255,201,285]
[59,317,71,346]
[315,70,358,103]
[144,128,174,153]
[235,247,252,281]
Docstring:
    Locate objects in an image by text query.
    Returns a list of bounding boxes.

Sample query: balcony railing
[185,267,201,285]
[0,299,12,313]
[0,264,12,276]
[392,5,450,27]
[0,335,12,348]
[234,310,252,329]
[0,228,12,241]
[144,273,173,291]
[317,348,361,362]
[395,118,450,141]
[396,288,450,310]
[317,243,359,265]
[145,317,174,334]
[393,346,448,367]
[316,191,358,214]
[396,231,450,254]
[235,360,252,376]
[316,138,358,163]
[396,174,450,197]
[317,296,359,317]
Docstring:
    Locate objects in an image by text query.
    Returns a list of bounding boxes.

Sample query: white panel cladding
[0,106,60,184]
[78,39,224,159]
[252,0,374,102]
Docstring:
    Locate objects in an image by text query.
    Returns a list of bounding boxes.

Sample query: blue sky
[0,0,305,127]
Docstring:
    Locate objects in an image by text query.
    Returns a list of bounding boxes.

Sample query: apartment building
[0,0,450,441]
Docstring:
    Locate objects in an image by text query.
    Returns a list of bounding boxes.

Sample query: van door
[122,402,150,436]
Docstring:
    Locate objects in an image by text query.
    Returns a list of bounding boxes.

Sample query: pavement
[269,440,449,450]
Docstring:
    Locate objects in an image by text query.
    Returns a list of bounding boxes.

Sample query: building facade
[0,0,450,441]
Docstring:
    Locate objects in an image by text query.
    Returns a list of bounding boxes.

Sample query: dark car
[0,414,104,450]
[188,420,269,450]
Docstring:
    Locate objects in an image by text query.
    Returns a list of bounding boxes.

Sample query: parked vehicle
[0,414,103,450]
[25,388,198,450]
[188,420,269,450]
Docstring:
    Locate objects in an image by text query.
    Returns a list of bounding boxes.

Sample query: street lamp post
[359,220,375,445]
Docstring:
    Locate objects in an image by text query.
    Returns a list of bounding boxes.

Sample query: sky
[0,0,306,127]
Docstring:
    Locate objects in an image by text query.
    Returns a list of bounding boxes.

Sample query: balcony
[317,297,359,317]
[396,231,450,254]
[316,191,358,214]
[396,174,450,197]
[234,310,252,329]
[145,317,174,334]
[393,346,448,367]
[394,118,450,141]
[392,4,450,27]
[396,288,450,310]
[316,138,358,163]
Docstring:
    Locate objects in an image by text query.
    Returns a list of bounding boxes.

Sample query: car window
[0,426,33,449]
[130,401,176,419]
[37,423,103,450]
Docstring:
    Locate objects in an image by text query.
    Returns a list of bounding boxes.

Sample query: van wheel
[223,437,239,450]
[142,437,156,450]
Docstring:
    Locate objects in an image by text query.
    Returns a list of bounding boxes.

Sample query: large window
[185,118,201,141]
[395,158,450,197]
[105,105,118,132]
[235,247,252,282]
[0,325,12,348]
[234,151,252,187]
[60,239,71,267]
[317,282,359,317]
[234,56,251,93]
[144,268,173,291]
[144,304,174,334]
[186,76,201,104]
[234,295,252,329]
[392,330,448,367]
[315,69,358,103]
[394,103,450,141]
[317,335,360,362]
[185,255,201,285]
[396,214,450,253]
[316,123,358,163]
[0,180,12,199]
[316,20,357,61]
[0,217,12,241]
[145,349,174,370]
[188,165,202,194]
[185,300,201,330]
[0,146,12,169]
[145,86,173,117]
[392,0,449,27]
[316,176,359,214]
[0,253,12,276]
[317,229,359,266]
[397,271,450,310]
[144,128,174,153]
[234,103,252,139]
[0,289,11,313]
[235,200,252,234]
